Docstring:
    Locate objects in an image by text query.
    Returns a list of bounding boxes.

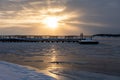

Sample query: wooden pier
[0,35,92,43]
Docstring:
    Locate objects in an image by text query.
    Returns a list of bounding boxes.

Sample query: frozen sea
[0,37,120,80]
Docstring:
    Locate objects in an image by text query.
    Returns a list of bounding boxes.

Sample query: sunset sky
[0,0,120,35]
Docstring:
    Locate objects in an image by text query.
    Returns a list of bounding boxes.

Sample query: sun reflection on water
[45,45,61,79]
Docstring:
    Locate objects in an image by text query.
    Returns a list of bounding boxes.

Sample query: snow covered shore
[1,62,120,80]
[0,61,55,80]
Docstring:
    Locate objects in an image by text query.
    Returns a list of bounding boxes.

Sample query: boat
[78,39,99,44]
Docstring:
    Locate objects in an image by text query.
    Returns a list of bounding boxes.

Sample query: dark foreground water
[0,37,120,80]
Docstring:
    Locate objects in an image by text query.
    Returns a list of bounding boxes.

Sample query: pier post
[80,33,83,40]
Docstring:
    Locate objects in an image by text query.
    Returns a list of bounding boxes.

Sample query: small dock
[0,35,92,43]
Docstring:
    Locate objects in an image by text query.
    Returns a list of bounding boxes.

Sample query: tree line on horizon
[93,34,120,37]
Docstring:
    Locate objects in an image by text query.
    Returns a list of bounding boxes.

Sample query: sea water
[0,37,120,80]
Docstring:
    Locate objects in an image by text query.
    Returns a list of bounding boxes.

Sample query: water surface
[0,37,120,80]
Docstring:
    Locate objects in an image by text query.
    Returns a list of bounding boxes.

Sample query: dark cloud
[65,0,120,34]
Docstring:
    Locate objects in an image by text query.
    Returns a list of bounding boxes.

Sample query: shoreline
[0,61,55,80]
[1,61,120,80]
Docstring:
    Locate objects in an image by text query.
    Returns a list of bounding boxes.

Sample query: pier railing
[0,35,92,42]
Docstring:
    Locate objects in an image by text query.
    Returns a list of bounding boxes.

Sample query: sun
[43,17,59,29]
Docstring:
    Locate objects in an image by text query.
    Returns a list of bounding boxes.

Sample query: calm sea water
[0,37,120,80]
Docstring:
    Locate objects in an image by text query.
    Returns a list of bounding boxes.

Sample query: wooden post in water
[80,33,84,40]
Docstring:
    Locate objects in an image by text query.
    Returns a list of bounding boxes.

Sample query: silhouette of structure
[0,35,92,43]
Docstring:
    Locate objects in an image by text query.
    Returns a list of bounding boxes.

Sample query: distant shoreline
[93,34,120,37]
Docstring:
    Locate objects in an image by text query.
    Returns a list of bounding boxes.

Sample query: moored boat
[78,39,99,44]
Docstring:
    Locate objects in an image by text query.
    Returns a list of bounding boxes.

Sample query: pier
[0,35,92,43]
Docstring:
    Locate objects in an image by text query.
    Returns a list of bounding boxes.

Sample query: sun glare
[43,17,59,29]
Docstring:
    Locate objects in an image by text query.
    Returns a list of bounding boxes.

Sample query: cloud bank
[0,0,120,35]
